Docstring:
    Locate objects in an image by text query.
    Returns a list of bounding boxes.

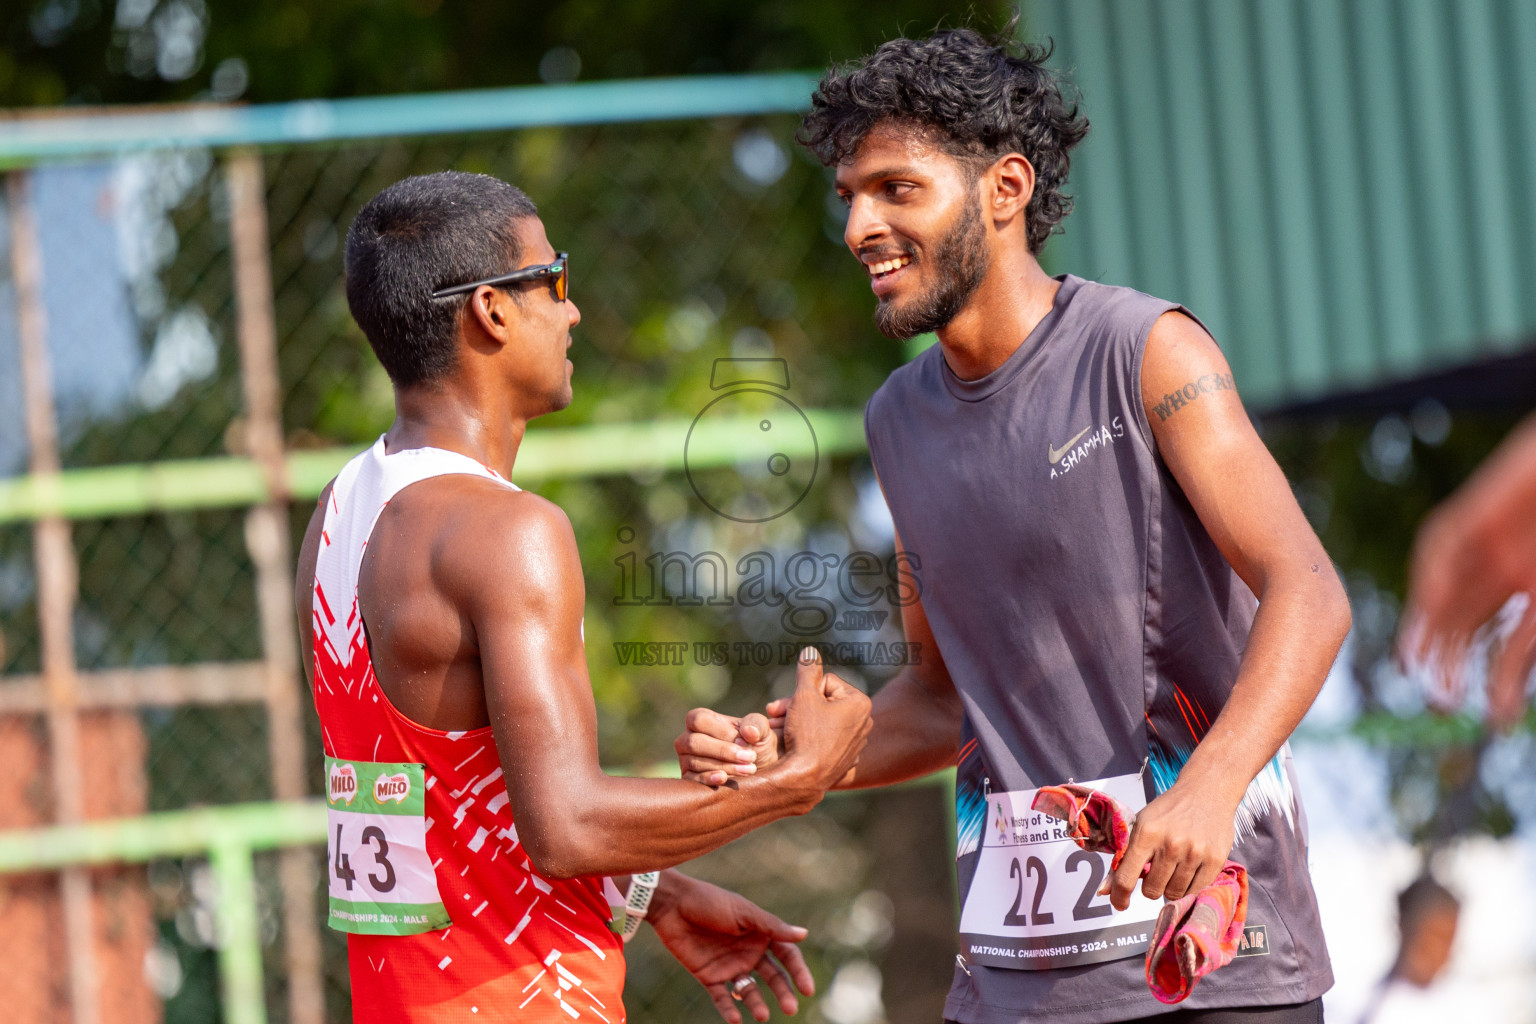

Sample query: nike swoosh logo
[1048,426,1093,464]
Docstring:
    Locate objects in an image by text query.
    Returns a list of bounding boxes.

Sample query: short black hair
[800,28,1089,254]
[344,172,538,387]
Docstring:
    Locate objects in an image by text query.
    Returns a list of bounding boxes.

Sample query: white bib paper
[325,757,450,936]
[957,772,1162,970]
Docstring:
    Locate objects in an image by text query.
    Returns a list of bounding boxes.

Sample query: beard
[874,190,991,340]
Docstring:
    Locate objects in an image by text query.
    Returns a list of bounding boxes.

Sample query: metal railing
[0,801,325,1024]
[0,71,854,1024]
[0,73,820,164]
[0,410,865,523]
[0,765,960,1024]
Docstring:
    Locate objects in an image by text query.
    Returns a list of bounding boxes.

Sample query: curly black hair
[800,28,1089,254]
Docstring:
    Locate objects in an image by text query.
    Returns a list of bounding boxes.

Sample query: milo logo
[329,763,358,805]
[375,771,411,804]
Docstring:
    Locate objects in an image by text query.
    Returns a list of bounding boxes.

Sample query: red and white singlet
[310,438,625,1021]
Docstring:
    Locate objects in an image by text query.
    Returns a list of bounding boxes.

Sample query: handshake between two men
[656,647,874,1023]
[677,648,866,791]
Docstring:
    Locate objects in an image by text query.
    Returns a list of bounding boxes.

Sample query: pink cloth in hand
[1030,783,1133,872]
[1031,783,1248,1004]
[1145,861,1248,1003]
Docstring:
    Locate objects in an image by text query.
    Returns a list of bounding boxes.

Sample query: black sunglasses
[432,252,569,301]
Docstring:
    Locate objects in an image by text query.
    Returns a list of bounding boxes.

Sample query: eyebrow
[836,165,922,189]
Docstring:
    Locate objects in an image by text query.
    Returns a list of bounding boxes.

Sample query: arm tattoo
[1151,372,1237,422]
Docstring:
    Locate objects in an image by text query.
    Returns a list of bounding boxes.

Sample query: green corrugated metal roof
[1029,0,1536,411]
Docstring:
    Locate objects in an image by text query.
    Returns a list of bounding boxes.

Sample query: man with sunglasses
[432,249,572,302]
[294,171,873,1023]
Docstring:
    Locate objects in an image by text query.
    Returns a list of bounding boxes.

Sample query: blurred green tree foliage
[2,0,1009,106]
[6,0,1530,869]
[3,5,1015,1020]
[1,0,1015,750]
[4,4,1533,1020]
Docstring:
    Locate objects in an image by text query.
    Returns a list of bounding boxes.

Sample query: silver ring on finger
[731,975,756,1000]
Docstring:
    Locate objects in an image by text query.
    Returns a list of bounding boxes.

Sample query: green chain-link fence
[7,57,1534,1024]
[0,79,959,1024]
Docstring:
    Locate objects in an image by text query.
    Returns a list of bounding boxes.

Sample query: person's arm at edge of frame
[1107,310,1352,911]
[454,486,872,880]
[1401,411,1536,729]
[675,527,963,791]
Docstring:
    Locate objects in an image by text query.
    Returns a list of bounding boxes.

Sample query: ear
[466,285,516,347]
[986,153,1036,228]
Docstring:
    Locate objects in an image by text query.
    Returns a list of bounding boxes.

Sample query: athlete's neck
[385,383,527,479]
[934,253,1060,381]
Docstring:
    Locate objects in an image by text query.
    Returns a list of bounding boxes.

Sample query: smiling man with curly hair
[680,27,1348,1024]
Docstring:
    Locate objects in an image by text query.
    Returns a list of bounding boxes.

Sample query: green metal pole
[0,409,869,524]
[0,800,328,871]
[209,840,269,1024]
[0,72,822,166]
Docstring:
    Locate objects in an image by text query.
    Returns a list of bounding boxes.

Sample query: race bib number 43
[325,757,449,936]
[957,773,1161,970]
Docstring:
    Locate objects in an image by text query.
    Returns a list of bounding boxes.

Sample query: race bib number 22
[957,773,1162,970]
[325,757,450,936]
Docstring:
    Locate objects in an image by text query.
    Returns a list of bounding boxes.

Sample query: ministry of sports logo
[1048,416,1125,479]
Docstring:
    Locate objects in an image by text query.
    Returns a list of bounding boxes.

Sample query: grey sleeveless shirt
[865,275,1332,1023]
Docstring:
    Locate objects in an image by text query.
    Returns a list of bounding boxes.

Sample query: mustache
[857,244,917,263]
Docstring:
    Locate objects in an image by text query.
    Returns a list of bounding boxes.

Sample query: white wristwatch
[620,871,660,942]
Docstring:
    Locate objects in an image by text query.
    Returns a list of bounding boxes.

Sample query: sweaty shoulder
[406,477,582,615]
[398,474,572,565]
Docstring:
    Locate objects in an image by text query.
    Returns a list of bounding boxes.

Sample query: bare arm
[458,491,871,879]
[677,530,963,790]
[296,483,870,880]
[1109,311,1351,908]
[1402,412,1536,728]
[643,868,815,1024]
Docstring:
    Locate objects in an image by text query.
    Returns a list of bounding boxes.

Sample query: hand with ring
[645,870,815,1023]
